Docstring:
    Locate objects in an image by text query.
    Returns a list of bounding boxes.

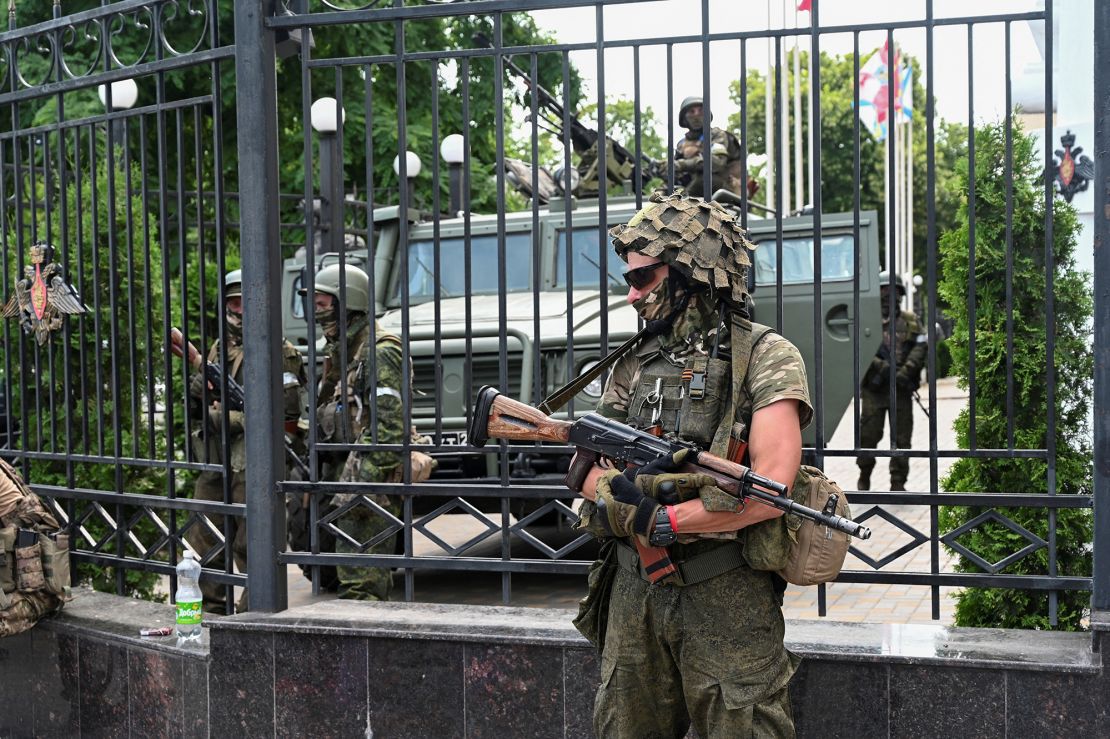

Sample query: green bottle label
[176,599,203,626]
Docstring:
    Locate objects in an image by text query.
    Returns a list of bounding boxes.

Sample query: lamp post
[310,96,344,254]
[440,134,464,216]
[392,150,422,207]
[97,78,138,157]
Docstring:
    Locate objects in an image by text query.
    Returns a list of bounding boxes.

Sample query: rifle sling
[538,327,650,415]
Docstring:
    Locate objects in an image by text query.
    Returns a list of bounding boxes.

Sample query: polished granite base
[1,590,1106,738]
[0,588,208,739]
[211,600,1108,738]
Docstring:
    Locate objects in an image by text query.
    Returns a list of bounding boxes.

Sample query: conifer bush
[937,119,1092,630]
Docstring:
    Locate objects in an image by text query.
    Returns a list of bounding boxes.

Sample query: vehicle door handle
[825,304,852,340]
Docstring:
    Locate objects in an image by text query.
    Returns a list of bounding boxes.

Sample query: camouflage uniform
[316,316,405,601]
[858,309,927,490]
[584,193,812,737]
[186,338,306,612]
[675,126,744,198]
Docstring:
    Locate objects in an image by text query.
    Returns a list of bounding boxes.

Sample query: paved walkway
[288,377,969,625]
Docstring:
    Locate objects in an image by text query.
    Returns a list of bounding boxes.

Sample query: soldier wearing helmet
[572,192,811,737]
[186,269,308,613]
[305,263,406,601]
[674,95,746,199]
[857,270,927,491]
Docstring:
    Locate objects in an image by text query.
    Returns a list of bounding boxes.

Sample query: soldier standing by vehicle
[573,192,811,737]
[857,271,927,491]
[185,270,307,613]
[674,96,745,198]
[307,264,405,601]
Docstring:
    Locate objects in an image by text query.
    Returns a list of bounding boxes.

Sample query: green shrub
[937,119,1092,630]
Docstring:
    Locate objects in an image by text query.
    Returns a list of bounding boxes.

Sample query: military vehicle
[281,198,883,482]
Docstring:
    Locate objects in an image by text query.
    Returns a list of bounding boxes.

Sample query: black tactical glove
[896,367,918,391]
[622,449,704,504]
[595,470,661,538]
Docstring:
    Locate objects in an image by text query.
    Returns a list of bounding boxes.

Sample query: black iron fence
[1,0,1105,624]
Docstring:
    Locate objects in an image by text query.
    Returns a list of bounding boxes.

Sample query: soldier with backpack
[571,192,817,737]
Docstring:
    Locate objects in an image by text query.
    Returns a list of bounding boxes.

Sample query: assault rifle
[169,327,309,477]
[479,34,667,188]
[469,385,870,542]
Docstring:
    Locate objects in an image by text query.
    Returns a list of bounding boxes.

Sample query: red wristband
[666,505,679,534]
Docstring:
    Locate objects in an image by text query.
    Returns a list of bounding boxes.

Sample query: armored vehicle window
[754,234,856,286]
[389,233,532,307]
[554,228,623,290]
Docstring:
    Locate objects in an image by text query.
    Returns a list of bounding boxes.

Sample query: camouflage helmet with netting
[609,190,755,305]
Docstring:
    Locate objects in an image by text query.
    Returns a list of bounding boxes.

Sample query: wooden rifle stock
[468,386,573,447]
[471,386,680,584]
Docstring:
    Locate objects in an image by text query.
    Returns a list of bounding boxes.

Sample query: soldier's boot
[857,469,871,491]
[890,479,906,492]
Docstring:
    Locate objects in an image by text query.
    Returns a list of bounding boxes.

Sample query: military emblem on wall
[1051,130,1094,203]
[2,242,87,345]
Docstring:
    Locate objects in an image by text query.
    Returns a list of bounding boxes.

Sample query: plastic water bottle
[175,551,203,641]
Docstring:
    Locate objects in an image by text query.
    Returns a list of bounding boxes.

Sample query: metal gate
[2,0,1106,624]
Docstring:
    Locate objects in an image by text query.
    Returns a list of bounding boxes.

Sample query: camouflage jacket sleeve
[594,351,641,421]
[746,333,813,430]
[345,339,405,482]
[899,311,927,378]
[708,128,737,176]
[281,340,307,424]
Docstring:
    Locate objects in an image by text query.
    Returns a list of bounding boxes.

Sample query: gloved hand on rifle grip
[595,470,660,538]
[624,449,715,505]
[188,372,209,401]
[896,367,918,391]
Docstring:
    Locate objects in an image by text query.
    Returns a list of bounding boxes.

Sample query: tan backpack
[0,459,70,637]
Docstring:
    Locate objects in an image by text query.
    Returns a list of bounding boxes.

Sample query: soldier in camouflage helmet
[857,271,927,491]
[186,269,308,613]
[305,264,405,601]
[574,191,811,737]
[674,96,746,199]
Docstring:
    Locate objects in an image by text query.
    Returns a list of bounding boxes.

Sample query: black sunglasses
[622,261,666,289]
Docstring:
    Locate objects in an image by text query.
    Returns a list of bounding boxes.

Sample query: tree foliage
[5,158,175,601]
[937,119,1093,630]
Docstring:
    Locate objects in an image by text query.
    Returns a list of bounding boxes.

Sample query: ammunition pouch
[572,539,619,650]
[317,396,367,445]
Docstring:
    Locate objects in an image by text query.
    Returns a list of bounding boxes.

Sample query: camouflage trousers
[185,470,248,613]
[594,553,798,738]
[857,387,914,486]
[334,452,401,601]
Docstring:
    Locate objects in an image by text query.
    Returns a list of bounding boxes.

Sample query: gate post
[234,0,287,612]
[1094,0,1110,611]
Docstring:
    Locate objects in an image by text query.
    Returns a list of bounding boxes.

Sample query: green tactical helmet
[609,191,755,306]
[879,269,907,295]
[225,269,242,299]
[304,263,371,313]
[678,96,709,128]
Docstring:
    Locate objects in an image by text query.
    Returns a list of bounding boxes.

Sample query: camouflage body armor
[0,459,69,638]
[675,126,744,198]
